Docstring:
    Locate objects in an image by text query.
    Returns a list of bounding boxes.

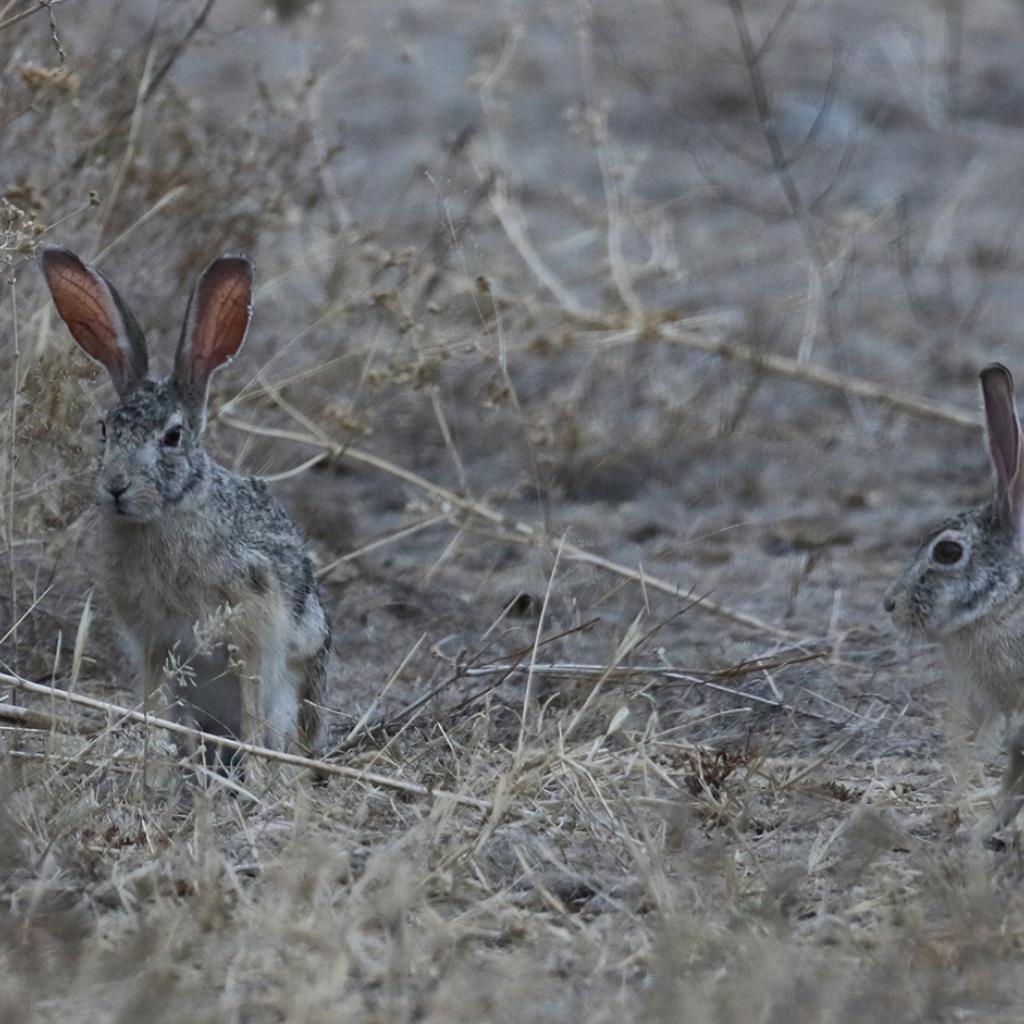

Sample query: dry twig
[0,0,69,35]
[222,414,796,638]
[655,320,980,429]
[0,671,492,811]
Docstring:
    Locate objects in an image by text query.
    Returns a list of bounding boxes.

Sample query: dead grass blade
[68,587,92,692]
[316,513,449,579]
[141,0,219,105]
[515,534,565,765]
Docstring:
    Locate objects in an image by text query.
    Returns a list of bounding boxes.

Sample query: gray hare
[41,248,329,757]
[885,364,1024,837]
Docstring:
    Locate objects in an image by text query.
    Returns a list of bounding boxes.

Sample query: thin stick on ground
[0,701,97,734]
[316,513,449,579]
[448,658,844,728]
[389,618,599,730]
[338,633,426,749]
[0,671,492,812]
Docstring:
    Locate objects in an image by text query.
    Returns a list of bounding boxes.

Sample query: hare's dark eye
[98,420,106,441]
[163,426,182,448]
[932,539,964,565]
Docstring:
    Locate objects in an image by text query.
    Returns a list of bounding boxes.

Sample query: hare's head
[883,365,1024,638]
[41,249,253,522]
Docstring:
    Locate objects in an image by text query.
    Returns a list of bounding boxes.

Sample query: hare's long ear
[172,255,252,425]
[981,363,1024,537]
[40,248,148,396]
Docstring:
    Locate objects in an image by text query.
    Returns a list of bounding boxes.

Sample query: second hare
[884,363,1024,838]
[41,248,329,757]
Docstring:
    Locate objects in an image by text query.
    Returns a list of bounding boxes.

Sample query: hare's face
[97,381,203,522]
[883,506,1024,638]
[40,248,252,520]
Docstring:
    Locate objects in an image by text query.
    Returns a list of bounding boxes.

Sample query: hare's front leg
[972,722,1024,846]
[133,642,201,759]
[138,644,167,715]
[228,639,263,753]
[120,627,163,715]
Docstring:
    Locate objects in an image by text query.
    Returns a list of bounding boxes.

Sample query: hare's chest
[943,622,1024,715]
[97,518,271,658]
[101,527,212,644]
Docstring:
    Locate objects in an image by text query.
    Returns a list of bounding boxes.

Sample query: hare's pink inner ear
[175,257,253,405]
[981,363,1024,533]
[40,248,148,396]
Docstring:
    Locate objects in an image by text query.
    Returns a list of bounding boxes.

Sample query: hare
[41,248,329,759]
[884,363,1024,839]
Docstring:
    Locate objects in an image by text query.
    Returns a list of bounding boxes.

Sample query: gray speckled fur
[884,367,1024,837]
[99,383,330,754]
[885,504,1024,715]
[44,250,329,756]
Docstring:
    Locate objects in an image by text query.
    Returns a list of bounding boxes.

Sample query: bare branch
[726,0,840,358]
[655,319,979,430]
[0,0,69,35]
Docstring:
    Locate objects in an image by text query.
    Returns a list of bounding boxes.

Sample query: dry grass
[5,0,1024,1020]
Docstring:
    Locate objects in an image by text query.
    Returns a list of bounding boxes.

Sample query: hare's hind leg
[225,592,285,753]
[297,632,329,757]
[994,723,1024,832]
[251,604,302,753]
[229,588,324,757]
[974,722,1024,846]
[261,644,302,753]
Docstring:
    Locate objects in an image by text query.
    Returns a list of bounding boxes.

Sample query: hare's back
[209,467,324,627]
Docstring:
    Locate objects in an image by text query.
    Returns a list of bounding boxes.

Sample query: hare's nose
[882,594,896,613]
[107,477,129,498]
